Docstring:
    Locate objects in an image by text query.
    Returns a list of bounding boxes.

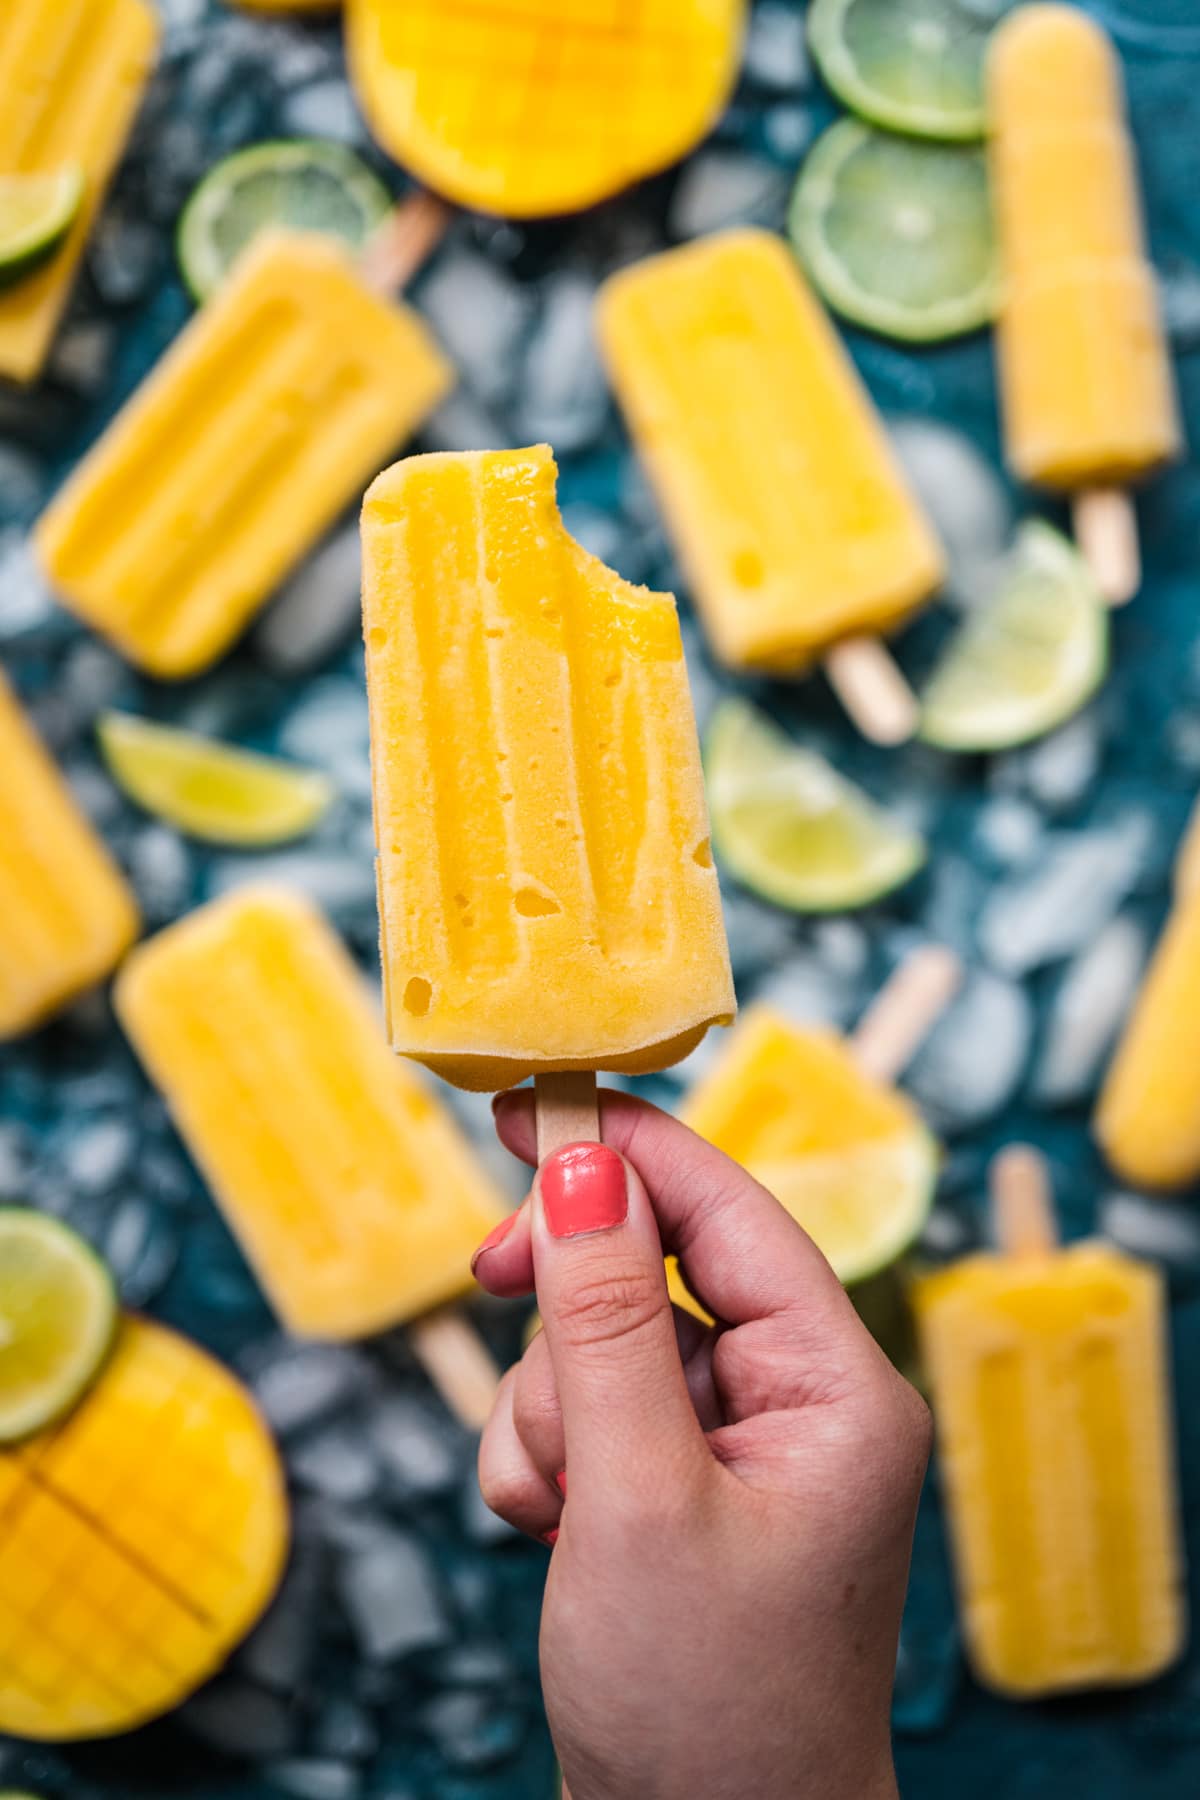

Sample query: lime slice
[0,167,85,290]
[919,522,1108,752]
[755,1128,938,1285]
[177,140,392,302]
[98,712,334,846]
[0,1211,117,1443]
[706,698,925,912]
[789,118,998,342]
[808,0,992,141]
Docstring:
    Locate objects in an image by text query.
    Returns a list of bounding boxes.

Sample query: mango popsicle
[1094,887,1200,1191]
[363,443,735,1126]
[987,5,1181,603]
[347,0,744,218]
[0,1315,287,1741]
[115,890,505,1417]
[0,0,160,384]
[0,668,139,1039]
[597,229,944,743]
[915,1147,1185,1697]
[35,225,452,678]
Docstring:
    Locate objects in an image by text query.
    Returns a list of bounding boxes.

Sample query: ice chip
[1035,916,1147,1106]
[907,967,1033,1130]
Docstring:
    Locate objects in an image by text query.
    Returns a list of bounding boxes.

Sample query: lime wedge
[0,1211,117,1443]
[0,167,85,290]
[177,140,392,302]
[808,0,991,141]
[919,522,1108,752]
[789,118,998,342]
[98,712,334,846]
[756,1128,938,1285]
[706,698,925,912]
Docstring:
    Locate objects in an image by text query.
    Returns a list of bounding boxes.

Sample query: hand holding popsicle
[474,1092,928,1800]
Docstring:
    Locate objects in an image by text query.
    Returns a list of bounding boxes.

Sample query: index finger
[493,1087,857,1341]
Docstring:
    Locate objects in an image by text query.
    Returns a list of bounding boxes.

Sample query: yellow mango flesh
[363,444,734,1091]
[1095,891,1200,1190]
[988,5,1180,487]
[0,669,139,1040]
[0,1317,287,1740]
[346,0,744,217]
[0,0,159,384]
[915,1245,1185,1696]
[115,888,505,1336]
[35,231,452,678]
[598,230,944,672]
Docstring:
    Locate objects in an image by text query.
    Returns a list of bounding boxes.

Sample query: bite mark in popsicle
[597,229,943,743]
[362,444,735,1146]
[987,5,1182,604]
[0,0,160,384]
[916,1146,1186,1697]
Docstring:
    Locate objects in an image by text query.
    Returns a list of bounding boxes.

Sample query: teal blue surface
[1,2,1199,1795]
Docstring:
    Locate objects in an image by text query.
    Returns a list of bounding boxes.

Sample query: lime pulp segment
[0,1210,118,1444]
[177,139,393,301]
[808,0,993,141]
[0,167,85,290]
[98,711,334,846]
[705,698,925,912]
[755,1126,938,1285]
[789,117,999,342]
[919,522,1109,751]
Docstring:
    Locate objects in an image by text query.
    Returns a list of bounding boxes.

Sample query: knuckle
[511,1367,560,1446]
[477,1461,540,1524]
[555,1266,665,1351]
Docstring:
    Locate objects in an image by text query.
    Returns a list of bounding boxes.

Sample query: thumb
[532,1142,706,1495]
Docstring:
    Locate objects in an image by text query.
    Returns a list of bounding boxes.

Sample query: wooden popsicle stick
[824,636,920,746]
[408,1306,504,1431]
[1072,488,1140,607]
[535,1069,601,1161]
[850,944,963,1085]
[990,1145,1059,1259]
[358,190,452,296]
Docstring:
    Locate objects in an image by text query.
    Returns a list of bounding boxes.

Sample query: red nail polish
[542,1528,559,1547]
[471,1212,516,1271]
[555,1469,567,1497]
[540,1144,627,1239]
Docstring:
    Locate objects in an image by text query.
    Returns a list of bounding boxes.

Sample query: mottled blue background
[2,1,1200,1794]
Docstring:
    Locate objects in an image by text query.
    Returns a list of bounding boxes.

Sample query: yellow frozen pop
[35,227,452,678]
[0,1316,287,1741]
[598,230,944,741]
[916,1148,1185,1697]
[0,0,160,384]
[988,5,1181,602]
[347,0,744,218]
[0,668,138,1038]
[115,887,505,1348]
[1095,888,1200,1190]
[363,444,735,1108]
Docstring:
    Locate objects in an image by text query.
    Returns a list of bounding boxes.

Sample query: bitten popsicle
[36,206,451,678]
[1094,885,1200,1191]
[363,443,735,1152]
[0,0,160,384]
[115,888,506,1427]
[916,1147,1186,1697]
[987,5,1181,603]
[0,668,139,1038]
[597,229,945,743]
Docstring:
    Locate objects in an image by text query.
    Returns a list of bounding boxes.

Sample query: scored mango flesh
[346,0,745,217]
[0,1317,287,1741]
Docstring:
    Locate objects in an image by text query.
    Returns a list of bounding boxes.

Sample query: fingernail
[470,1212,516,1272]
[542,1528,559,1548]
[541,1144,628,1239]
[555,1469,567,1497]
